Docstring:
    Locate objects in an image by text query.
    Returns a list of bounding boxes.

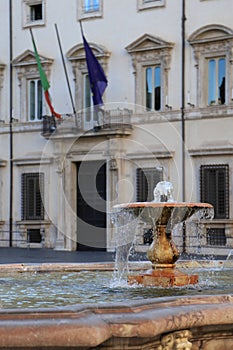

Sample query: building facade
[0,0,233,255]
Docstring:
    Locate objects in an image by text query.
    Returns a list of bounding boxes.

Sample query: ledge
[0,294,232,348]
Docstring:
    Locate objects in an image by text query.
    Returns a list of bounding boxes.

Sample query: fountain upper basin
[113,202,214,226]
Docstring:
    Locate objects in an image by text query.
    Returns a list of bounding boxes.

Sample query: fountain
[0,182,232,349]
[113,181,214,287]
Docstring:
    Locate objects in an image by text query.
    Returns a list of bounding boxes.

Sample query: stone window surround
[22,0,46,28]
[126,33,174,113]
[188,24,233,108]
[12,50,53,122]
[137,0,165,11]
[77,0,103,21]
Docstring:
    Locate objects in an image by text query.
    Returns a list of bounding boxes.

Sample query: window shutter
[21,173,44,220]
[137,167,163,202]
[200,164,229,219]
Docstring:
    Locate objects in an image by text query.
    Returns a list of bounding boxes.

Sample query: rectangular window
[200,164,229,219]
[208,58,225,105]
[136,167,163,202]
[206,228,226,246]
[28,79,43,121]
[30,3,42,21]
[84,0,99,12]
[23,0,45,28]
[27,229,42,243]
[146,66,161,111]
[21,173,44,220]
[78,0,103,20]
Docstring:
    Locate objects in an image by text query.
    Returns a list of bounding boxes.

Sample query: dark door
[76,161,106,251]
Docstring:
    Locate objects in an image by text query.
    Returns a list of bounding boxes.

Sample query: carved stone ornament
[158,330,192,350]
[126,33,174,71]
[12,49,53,81]
[188,24,233,67]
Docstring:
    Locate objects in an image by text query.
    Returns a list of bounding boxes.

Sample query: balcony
[42,108,133,138]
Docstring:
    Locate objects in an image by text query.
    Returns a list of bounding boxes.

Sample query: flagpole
[54,23,76,117]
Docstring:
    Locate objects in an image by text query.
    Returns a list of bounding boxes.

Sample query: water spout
[153,181,175,202]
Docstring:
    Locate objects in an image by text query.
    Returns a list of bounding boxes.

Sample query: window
[188,25,233,107]
[13,50,53,123]
[28,79,43,121]
[126,34,173,112]
[67,42,109,128]
[200,164,229,219]
[208,58,225,105]
[84,0,99,12]
[21,173,44,220]
[206,228,226,246]
[137,0,165,11]
[146,66,161,111]
[22,0,45,27]
[136,167,163,202]
[78,0,103,20]
[30,3,42,20]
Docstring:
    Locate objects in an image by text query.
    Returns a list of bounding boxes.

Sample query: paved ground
[0,247,116,264]
[0,247,148,264]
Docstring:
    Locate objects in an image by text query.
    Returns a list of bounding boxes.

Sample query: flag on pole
[80,24,108,106]
[29,28,61,119]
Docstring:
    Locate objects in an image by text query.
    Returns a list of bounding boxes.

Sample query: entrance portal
[76,161,106,251]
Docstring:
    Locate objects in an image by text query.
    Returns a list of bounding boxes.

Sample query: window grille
[27,229,42,243]
[21,173,44,220]
[136,167,163,202]
[206,228,226,246]
[200,164,229,219]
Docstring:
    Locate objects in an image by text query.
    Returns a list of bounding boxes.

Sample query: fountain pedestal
[128,223,198,287]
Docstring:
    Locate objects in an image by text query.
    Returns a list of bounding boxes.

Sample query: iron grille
[27,229,42,243]
[206,228,226,246]
[200,164,229,219]
[21,173,44,220]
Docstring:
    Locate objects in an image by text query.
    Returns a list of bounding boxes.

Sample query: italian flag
[30,28,61,119]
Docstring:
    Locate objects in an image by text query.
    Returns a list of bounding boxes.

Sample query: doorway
[76,161,106,251]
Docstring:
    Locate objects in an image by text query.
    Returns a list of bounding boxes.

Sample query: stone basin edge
[0,294,232,348]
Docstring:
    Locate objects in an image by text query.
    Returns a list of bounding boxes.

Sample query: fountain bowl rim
[113,202,213,209]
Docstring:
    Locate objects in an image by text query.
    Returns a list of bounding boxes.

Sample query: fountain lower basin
[0,261,232,349]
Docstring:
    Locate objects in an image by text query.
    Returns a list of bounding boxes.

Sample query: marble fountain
[0,182,233,349]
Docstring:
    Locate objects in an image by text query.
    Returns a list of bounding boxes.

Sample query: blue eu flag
[82,33,108,106]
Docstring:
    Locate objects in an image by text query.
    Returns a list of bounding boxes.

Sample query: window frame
[136,167,163,202]
[207,57,226,106]
[28,78,44,121]
[200,164,229,219]
[145,65,161,111]
[188,24,233,108]
[77,0,103,21]
[126,34,173,112]
[21,172,45,221]
[22,0,46,28]
[67,42,109,129]
[13,50,53,123]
